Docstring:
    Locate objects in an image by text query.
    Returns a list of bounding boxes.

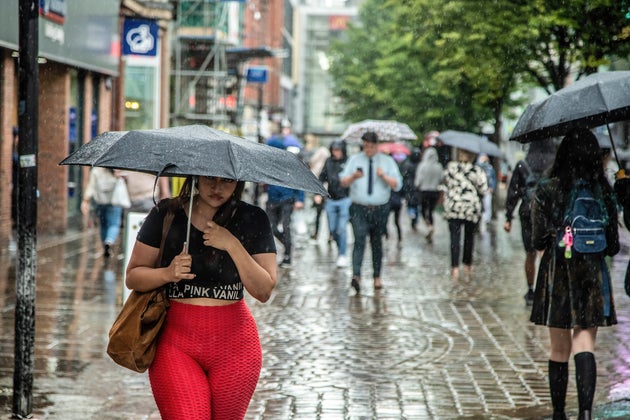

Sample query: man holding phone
[339,131,403,293]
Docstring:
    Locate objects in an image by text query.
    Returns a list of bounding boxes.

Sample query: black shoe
[279,256,291,267]
[351,276,361,294]
[104,244,111,258]
[524,289,534,305]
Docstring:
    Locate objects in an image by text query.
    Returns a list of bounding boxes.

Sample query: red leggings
[149,300,262,419]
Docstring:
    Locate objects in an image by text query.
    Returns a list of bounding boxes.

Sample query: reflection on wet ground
[0,203,630,418]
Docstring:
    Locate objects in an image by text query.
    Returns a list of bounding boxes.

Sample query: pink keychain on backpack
[562,226,573,259]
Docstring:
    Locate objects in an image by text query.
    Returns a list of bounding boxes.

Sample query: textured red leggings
[149,300,262,419]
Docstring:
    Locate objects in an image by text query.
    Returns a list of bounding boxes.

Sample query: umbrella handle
[184,176,197,253]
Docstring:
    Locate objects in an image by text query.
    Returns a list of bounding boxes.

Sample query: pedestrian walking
[81,167,126,258]
[307,141,331,241]
[339,131,403,293]
[504,139,556,305]
[125,175,277,419]
[265,138,305,267]
[399,148,421,231]
[477,153,497,232]
[386,187,403,244]
[318,140,351,267]
[530,128,619,420]
[442,148,488,278]
[414,146,444,242]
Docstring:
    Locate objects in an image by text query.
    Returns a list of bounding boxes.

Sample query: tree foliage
[329,0,630,141]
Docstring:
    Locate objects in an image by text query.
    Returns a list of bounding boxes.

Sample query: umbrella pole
[607,123,622,169]
[184,176,197,253]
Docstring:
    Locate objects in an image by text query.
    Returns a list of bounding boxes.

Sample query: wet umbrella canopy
[341,120,417,143]
[437,130,503,157]
[60,125,327,196]
[510,71,630,144]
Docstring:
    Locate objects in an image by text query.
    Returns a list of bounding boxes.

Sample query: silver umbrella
[341,120,418,143]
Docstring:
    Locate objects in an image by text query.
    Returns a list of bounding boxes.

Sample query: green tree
[331,0,630,141]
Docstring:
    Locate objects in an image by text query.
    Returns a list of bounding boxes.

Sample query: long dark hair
[549,128,611,196]
[176,176,245,226]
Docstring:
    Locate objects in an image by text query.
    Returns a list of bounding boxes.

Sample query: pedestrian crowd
[268,126,625,420]
[80,122,625,420]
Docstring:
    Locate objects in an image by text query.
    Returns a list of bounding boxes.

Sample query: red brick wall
[38,63,69,234]
[0,52,16,251]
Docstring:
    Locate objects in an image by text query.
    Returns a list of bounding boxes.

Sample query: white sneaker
[336,255,348,267]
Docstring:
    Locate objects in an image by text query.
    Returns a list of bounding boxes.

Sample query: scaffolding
[171,0,235,128]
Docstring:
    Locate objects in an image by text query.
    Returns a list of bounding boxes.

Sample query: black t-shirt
[136,199,276,300]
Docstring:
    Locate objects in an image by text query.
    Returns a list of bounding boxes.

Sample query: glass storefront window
[124,65,158,130]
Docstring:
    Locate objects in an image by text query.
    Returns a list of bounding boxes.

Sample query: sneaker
[336,255,348,268]
[524,289,534,305]
[279,256,291,267]
[104,243,111,258]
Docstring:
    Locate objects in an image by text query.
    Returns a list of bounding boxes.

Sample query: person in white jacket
[81,167,125,257]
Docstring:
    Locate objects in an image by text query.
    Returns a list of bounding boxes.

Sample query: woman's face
[196,176,237,208]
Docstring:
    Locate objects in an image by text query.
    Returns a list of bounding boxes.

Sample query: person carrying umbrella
[529,128,619,420]
[125,175,278,419]
[504,139,556,305]
[339,131,403,293]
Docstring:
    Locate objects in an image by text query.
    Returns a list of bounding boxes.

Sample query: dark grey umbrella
[60,125,328,248]
[60,125,326,195]
[341,120,417,143]
[510,71,630,144]
[437,130,503,157]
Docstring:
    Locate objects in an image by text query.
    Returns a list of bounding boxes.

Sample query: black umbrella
[510,71,630,166]
[61,125,326,194]
[60,124,328,246]
[437,130,503,157]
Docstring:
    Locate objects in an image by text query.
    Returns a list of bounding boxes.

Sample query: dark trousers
[448,219,476,267]
[421,190,441,226]
[350,203,390,278]
[266,200,294,258]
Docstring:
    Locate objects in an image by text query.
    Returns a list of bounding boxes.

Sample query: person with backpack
[530,128,619,420]
[504,139,556,305]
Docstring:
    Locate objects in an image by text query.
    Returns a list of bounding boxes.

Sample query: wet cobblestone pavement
[2,202,630,419]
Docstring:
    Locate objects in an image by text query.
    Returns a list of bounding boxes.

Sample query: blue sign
[246,67,268,83]
[123,18,158,57]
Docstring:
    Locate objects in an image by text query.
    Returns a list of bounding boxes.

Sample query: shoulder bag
[111,177,132,209]
[106,207,174,372]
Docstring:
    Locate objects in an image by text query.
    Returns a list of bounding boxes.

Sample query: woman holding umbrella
[125,175,277,419]
[530,128,619,420]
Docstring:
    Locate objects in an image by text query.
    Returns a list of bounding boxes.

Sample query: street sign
[246,66,268,83]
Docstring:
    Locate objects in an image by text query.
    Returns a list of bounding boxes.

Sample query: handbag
[111,178,131,208]
[106,209,174,372]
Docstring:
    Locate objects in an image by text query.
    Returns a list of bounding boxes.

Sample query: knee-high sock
[574,352,596,413]
[549,360,569,415]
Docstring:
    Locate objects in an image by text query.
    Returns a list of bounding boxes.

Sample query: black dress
[529,177,619,329]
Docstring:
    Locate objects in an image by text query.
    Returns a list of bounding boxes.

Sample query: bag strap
[156,206,175,266]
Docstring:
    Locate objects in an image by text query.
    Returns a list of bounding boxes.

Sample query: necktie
[368,158,373,195]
